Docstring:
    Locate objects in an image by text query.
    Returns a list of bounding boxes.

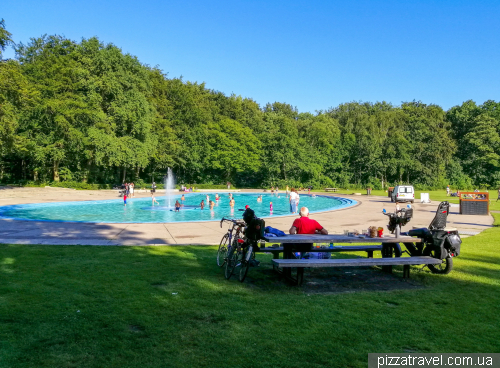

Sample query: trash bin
[388,187,394,198]
[366,187,372,195]
[459,192,489,215]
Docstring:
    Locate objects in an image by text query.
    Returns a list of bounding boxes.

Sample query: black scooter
[383,201,461,274]
[405,201,461,274]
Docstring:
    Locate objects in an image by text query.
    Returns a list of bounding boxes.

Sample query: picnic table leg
[403,265,410,278]
[296,268,304,286]
[272,251,281,272]
[283,245,293,279]
[381,244,393,273]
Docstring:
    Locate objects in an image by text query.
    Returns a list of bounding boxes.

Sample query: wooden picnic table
[257,234,427,285]
[261,234,420,244]
[324,188,338,192]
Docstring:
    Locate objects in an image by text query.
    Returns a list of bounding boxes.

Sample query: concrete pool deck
[0,186,494,246]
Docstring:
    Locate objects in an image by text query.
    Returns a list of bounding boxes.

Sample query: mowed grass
[1,216,499,368]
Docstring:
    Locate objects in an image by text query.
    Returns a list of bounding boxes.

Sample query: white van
[391,185,415,203]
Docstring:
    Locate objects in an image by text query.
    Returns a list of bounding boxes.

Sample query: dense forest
[1,20,499,190]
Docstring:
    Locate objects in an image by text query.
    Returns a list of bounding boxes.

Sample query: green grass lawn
[1,216,500,368]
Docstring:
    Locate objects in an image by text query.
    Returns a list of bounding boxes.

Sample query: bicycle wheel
[225,246,239,280]
[217,234,230,267]
[239,246,252,283]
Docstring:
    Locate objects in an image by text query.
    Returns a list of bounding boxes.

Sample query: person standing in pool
[200,200,205,210]
[215,193,220,201]
[151,192,159,206]
[229,198,235,209]
[289,188,298,213]
[181,194,185,201]
[175,200,181,212]
[123,193,127,206]
[270,201,273,213]
[209,200,215,210]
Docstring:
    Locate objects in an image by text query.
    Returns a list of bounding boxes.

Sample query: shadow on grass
[1,241,500,368]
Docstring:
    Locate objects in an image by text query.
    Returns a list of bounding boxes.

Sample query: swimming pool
[0,193,357,223]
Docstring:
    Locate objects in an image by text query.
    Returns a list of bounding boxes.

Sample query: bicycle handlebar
[219,217,245,228]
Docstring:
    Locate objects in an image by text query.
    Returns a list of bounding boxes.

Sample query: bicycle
[225,208,265,282]
[217,218,245,268]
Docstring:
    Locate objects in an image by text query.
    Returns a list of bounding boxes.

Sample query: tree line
[1,21,499,190]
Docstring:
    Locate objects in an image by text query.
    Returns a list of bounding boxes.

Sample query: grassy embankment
[1,215,499,368]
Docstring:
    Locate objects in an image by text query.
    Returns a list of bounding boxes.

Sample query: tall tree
[0,19,14,59]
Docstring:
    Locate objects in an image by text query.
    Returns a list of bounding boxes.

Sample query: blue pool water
[0,193,356,223]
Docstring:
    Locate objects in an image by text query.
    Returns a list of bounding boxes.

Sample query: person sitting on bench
[287,207,328,258]
[289,207,328,235]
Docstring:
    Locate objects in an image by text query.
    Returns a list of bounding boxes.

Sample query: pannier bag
[445,233,462,256]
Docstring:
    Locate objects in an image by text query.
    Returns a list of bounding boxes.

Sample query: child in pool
[175,200,181,212]
[270,201,273,211]
[200,200,205,210]
[151,192,159,206]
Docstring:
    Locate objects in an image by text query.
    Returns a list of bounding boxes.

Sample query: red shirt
[292,216,323,234]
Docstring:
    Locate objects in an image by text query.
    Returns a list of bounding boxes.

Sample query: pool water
[0,193,356,223]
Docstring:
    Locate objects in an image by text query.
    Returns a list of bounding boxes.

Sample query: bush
[19,181,114,190]
[177,184,235,190]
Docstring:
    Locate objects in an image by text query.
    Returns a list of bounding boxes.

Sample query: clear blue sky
[2,0,499,113]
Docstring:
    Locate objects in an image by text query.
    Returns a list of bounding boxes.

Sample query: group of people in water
[141,185,316,213]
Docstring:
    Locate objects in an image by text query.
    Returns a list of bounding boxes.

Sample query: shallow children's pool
[0,192,357,223]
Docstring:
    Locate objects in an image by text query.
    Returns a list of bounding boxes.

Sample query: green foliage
[0,19,14,59]
[0,28,499,189]
[21,181,114,190]
[178,183,235,190]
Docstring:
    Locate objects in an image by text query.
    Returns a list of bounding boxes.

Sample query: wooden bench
[324,188,338,192]
[257,245,383,258]
[272,256,442,285]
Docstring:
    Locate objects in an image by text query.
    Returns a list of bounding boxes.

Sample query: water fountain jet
[164,167,175,208]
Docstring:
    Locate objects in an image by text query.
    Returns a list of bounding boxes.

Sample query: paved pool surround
[0,187,494,246]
